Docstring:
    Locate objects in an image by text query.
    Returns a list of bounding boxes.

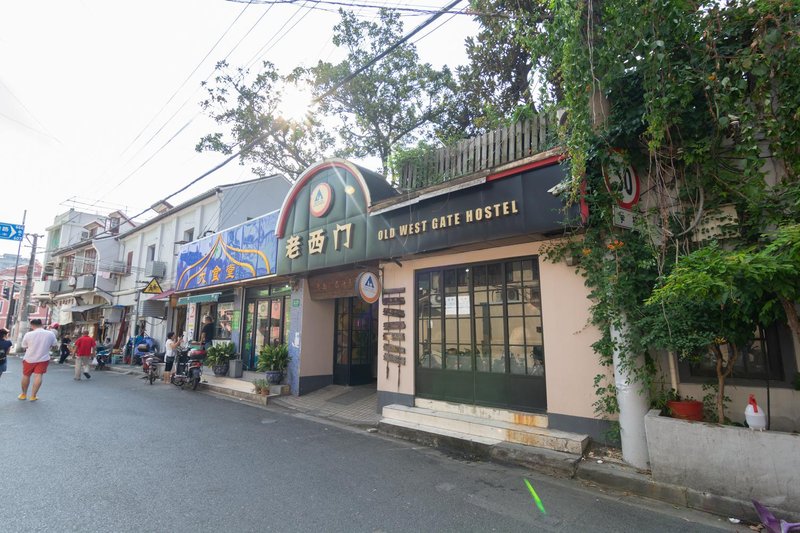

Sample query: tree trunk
[713,342,737,424]
[780,298,800,350]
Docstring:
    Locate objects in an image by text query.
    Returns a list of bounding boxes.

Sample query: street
[1,358,740,533]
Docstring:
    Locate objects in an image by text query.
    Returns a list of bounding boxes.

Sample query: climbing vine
[517,0,800,423]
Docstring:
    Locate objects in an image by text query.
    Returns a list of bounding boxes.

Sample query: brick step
[414,398,548,428]
[382,404,588,455]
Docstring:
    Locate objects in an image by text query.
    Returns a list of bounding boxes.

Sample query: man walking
[73,329,96,381]
[200,315,215,350]
[19,318,58,401]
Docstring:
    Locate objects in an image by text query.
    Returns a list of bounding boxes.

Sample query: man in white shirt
[19,319,58,401]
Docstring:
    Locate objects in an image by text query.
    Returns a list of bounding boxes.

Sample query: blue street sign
[0,222,24,241]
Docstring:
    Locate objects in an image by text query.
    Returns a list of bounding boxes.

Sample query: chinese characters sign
[176,211,279,291]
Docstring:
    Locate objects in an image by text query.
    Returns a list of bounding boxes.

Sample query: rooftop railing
[397,112,559,191]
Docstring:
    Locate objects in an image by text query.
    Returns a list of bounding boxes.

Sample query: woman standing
[164,332,182,372]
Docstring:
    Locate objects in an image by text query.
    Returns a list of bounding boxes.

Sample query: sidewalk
[103,362,380,426]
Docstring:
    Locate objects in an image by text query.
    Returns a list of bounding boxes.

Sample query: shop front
[272,156,606,440]
[175,211,281,363]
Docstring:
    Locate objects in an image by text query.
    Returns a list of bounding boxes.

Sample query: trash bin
[228,359,243,378]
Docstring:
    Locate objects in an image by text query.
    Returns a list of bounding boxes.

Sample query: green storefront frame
[414,256,547,413]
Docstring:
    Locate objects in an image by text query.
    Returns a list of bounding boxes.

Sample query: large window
[417,258,544,376]
[685,324,791,382]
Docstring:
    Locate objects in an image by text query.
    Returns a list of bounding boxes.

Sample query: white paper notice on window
[445,295,471,316]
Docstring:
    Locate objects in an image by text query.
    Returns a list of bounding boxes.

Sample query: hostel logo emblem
[309,182,334,218]
[356,271,381,304]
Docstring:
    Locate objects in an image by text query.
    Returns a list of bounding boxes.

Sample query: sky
[0,0,478,259]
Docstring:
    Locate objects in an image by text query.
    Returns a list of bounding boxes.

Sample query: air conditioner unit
[145,260,166,278]
[75,274,95,290]
[81,231,90,240]
[45,279,62,293]
[109,260,127,274]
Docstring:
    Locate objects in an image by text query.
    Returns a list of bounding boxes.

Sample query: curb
[377,421,797,524]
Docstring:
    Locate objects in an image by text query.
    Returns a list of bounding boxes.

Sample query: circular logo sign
[309,182,334,218]
[356,272,381,304]
[603,151,640,209]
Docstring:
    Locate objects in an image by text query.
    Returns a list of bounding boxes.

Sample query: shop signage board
[275,159,577,276]
[308,270,364,300]
[176,210,279,291]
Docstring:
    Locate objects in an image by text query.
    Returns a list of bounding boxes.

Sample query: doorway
[333,297,378,386]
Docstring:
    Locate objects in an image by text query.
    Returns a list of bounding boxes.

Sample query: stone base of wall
[644,409,800,519]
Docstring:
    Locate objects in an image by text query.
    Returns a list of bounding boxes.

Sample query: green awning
[177,292,221,305]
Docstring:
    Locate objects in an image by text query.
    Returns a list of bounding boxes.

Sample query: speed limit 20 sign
[603,151,640,209]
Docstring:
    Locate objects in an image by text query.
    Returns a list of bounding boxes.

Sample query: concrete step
[382,404,588,455]
[414,398,548,428]
[378,417,581,478]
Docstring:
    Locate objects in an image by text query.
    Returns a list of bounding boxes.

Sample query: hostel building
[272,149,611,442]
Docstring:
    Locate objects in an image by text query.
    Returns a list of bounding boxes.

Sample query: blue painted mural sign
[176,211,279,291]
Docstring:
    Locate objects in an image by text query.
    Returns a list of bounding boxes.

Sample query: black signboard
[276,159,576,276]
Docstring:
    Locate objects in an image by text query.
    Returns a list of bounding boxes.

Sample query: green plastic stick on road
[524,478,546,515]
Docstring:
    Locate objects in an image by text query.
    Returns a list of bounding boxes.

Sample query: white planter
[644,409,800,517]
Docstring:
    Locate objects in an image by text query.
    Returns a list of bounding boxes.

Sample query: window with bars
[416,258,545,376]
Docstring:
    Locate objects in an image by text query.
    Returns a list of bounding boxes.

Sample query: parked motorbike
[95,345,111,370]
[142,351,165,385]
[170,344,205,390]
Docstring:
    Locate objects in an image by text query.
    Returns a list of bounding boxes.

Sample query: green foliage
[308,9,456,172]
[252,378,269,394]
[257,343,290,373]
[204,342,236,366]
[197,60,334,179]
[387,141,439,187]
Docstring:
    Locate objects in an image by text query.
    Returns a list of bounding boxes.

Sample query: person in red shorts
[19,318,58,401]
[73,329,96,381]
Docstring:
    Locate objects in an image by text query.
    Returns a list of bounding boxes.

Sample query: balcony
[396,112,559,192]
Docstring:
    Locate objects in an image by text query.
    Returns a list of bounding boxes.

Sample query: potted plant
[257,343,289,384]
[205,342,236,376]
[253,378,269,396]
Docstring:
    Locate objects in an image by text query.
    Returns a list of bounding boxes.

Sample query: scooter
[170,344,205,390]
[95,346,111,370]
[142,351,165,385]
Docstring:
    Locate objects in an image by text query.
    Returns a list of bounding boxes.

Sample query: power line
[314,0,463,102]
[411,6,462,44]
[243,1,310,68]
[99,3,276,201]
[114,1,255,163]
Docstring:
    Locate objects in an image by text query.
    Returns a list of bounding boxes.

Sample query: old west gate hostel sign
[275,158,576,276]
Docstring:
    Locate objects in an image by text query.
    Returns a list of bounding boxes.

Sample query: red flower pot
[666,400,704,421]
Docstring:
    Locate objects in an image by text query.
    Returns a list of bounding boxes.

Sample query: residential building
[32,211,136,340]
[1,262,49,330]
[113,174,292,352]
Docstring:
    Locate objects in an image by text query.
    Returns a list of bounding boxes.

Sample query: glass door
[333,297,378,386]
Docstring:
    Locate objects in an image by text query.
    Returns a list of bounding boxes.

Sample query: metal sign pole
[5,210,26,329]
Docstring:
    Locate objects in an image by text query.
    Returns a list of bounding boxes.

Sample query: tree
[308,9,456,172]
[443,0,552,138]
[197,60,334,180]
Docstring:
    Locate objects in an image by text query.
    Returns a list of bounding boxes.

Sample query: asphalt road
[0,357,743,533]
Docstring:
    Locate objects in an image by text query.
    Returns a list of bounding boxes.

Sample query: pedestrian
[0,328,11,381]
[58,332,72,364]
[19,318,58,401]
[164,332,181,372]
[73,329,96,381]
[199,315,215,349]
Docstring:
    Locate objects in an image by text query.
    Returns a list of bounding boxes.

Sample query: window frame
[415,255,545,377]
[679,322,797,388]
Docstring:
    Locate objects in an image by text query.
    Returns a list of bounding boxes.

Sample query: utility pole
[13,233,41,353]
[130,279,142,364]
[5,209,27,329]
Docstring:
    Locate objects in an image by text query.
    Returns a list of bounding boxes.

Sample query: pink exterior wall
[379,239,608,421]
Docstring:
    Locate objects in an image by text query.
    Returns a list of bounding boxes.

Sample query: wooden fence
[398,113,558,191]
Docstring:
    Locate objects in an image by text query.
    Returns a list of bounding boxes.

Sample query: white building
[111,174,291,351]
